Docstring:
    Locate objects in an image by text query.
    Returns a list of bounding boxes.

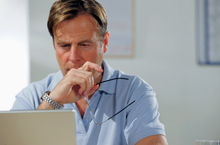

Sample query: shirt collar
[97,60,117,94]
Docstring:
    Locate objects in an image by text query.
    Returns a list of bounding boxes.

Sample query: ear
[103,31,110,53]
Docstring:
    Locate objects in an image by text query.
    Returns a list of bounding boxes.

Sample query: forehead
[55,14,100,40]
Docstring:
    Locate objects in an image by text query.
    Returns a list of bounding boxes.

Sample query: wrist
[38,100,54,110]
[49,91,65,106]
[41,91,64,109]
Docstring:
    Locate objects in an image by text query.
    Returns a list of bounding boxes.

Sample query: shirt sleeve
[11,80,48,111]
[124,76,166,145]
[11,71,62,111]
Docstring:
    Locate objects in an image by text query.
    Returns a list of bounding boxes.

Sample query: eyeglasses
[84,78,136,125]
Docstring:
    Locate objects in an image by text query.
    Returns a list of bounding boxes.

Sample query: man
[12,0,168,144]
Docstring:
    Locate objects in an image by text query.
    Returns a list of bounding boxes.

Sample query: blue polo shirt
[11,60,166,145]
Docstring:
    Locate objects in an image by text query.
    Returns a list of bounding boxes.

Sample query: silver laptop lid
[0,110,76,145]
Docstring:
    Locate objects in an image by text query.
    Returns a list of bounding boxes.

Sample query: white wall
[0,0,29,110]
[107,1,220,144]
[30,0,220,144]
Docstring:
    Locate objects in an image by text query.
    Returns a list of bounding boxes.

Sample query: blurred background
[1,0,220,145]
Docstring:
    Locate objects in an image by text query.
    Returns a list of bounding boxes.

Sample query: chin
[65,69,70,75]
[59,69,67,76]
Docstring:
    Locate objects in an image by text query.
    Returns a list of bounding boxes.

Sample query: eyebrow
[78,40,94,44]
[56,41,70,45]
[56,39,94,45]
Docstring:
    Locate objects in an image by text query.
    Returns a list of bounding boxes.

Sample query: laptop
[0,110,76,145]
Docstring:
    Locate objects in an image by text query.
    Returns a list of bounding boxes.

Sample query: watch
[41,91,64,109]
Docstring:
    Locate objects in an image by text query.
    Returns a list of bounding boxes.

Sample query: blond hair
[47,0,107,40]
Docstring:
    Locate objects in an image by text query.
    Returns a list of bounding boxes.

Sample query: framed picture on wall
[97,0,135,57]
[196,0,220,65]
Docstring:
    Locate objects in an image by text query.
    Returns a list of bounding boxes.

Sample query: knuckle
[85,75,91,82]
[69,68,76,73]
[87,72,93,77]
[80,78,86,84]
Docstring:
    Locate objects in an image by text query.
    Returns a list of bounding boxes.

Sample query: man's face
[54,14,109,76]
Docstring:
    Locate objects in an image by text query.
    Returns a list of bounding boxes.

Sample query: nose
[68,45,81,63]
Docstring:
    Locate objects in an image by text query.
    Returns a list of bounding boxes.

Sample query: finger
[87,84,99,96]
[72,77,87,95]
[81,71,93,95]
[66,69,91,94]
[67,67,96,95]
[68,69,93,84]
[68,86,84,101]
[80,62,103,73]
[83,75,94,96]
[82,75,92,96]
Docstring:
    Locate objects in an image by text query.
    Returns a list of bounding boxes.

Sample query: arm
[37,62,103,110]
[135,135,168,145]
[124,76,167,145]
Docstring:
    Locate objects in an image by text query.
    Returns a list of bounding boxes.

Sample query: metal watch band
[41,91,63,109]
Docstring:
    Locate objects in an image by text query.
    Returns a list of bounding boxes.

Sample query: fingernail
[99,66,103,71]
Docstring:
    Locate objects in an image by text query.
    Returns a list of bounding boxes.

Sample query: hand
[50,62,103,105]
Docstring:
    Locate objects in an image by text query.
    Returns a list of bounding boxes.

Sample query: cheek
[94,47,104,64]
[96,43,104,54]
[98,46,105,59]
[55,49,67,66]
[55,49,61,62]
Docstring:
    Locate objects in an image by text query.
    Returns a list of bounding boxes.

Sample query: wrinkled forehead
[54,13,101,39]
[53,14,104,46]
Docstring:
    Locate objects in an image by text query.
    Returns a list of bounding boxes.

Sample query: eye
[60,44,70,50]
[79,43,90,47]
[61,44,69,48]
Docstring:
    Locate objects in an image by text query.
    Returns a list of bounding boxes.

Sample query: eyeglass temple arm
[96,78,129,85]
[106,100,135,121]
[84,78,128,104]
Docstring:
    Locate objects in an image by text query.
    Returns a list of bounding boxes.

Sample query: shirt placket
[82,92,100,132]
